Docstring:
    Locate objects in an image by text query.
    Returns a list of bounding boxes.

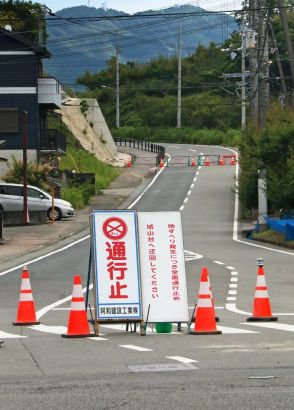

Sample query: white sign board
[91,210,142,320]
[138,212,189,322]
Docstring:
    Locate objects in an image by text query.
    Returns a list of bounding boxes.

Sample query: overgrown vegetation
[3,157,51,190]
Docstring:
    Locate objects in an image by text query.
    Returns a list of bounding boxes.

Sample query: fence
[114,138,165,166]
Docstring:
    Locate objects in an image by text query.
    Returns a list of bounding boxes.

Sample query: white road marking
[226,303,294,316]
[231,271,238,275]
[188,149,197,153]
[191,184,194,188]
[119,344,153,352]
[227,145,294,256]
[90,336,108,341]
[128,158,168,209]
[228,290,237,295]
[28,324,67,335]
[229,284,238,288]
[167,145,180,149]
[189,306,224,309]
[227,297,236,301]
[213,261,225,265]
[217,325,258,334]
[184,198,188,203]
[0,331,26,339]
[184,250,203,260]
[241,322,294,332]
[226,266,236,270]
[36,284,93,320]
[230,277,238,282]
[0,235,90,276]
[179,205,185,211]
[166,356,198,364]
[187,190,191,196]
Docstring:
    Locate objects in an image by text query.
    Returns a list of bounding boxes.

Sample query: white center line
[230,277,238,282]
[187,190,191,196]
[119,344,153,352]
[226,266,236,270]
[213,261,225,265]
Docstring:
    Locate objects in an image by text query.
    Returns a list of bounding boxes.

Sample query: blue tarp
[266,217,294,240]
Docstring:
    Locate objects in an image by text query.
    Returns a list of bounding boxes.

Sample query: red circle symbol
[102,217,128,240]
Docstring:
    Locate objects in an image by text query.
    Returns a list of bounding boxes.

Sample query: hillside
[45,4,238,86]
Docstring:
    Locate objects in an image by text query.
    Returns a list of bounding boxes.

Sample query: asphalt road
[0,144,293,410]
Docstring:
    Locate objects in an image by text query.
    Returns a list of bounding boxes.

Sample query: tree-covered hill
[44,4,237,85]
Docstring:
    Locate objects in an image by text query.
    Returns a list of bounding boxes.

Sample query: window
[28,188,42,199]
[0,109,19,133]
[0,185,22,196]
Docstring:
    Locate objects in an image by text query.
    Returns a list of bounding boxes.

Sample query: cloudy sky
[33,1,242,14]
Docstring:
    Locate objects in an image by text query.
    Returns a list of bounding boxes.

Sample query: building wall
[0,40,40,152]
[0,149,38,179]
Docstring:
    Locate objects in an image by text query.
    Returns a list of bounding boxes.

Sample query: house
[0,27,65,177]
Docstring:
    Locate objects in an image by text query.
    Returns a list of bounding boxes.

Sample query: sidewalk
[0,148,157,271]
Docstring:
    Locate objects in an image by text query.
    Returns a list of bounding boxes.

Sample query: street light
[101,85,120,128]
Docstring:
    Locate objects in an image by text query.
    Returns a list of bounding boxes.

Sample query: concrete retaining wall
[3,210,47,226]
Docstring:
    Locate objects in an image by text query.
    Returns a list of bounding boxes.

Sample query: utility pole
[22,111,28,225]
[257,2,269,129]
[177,20,182,129]
[241,17,246,128]
[249,0,258,125]
[115,31,120,128]
[269,22,288,106]
[277,0,294,88]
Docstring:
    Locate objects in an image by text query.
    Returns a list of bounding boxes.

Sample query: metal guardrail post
[0,210,4,244]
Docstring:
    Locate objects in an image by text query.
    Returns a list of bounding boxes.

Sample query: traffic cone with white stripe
[204,157,210,166]
[190,267,222,335]
[13,266,40,326]
[159,158,164,168]
[218,156,225,166]
[191,157,196,166]
[230,156,236,165]
[247,266,278,321]
[62,275,94,338]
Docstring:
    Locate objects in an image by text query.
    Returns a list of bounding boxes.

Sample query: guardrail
[114,138,165,165]
[0,209,3,243]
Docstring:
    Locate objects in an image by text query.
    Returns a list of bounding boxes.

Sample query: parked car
[0,183,74,221]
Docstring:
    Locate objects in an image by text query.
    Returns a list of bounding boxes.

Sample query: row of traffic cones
[13,267,94,337]
[193,156,236,166]
[190,264,277,335]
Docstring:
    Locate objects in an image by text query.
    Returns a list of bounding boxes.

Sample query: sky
[32,1,242,14]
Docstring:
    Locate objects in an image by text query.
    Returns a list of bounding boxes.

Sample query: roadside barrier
[247,264,278,322]
[62,275,95,338]
[190,267,222,335]
[13,266,40,326]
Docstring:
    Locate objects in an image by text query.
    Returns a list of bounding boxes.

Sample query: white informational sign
[138,212,189,322]
[91,210,142,320]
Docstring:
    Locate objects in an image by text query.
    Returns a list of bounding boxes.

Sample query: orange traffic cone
[62,275,95,338]
[218,156,225,166]
[207,270,220,322]
[204,157,210,166]
[247,266,278,322]
[13,266,40,326]
[230,156,236,165]
[159,158,164,168]
[126,158,132,167]
[191,157,196,167]
[190,267,222,335]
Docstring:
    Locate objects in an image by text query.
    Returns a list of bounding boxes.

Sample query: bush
[62,187,84,209]
[3,156,51,190]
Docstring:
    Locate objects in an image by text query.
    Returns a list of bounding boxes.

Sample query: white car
[0,183,75,221]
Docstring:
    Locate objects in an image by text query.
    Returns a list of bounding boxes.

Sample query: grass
[252,229,294,249]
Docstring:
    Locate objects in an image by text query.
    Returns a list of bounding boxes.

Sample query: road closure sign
[91,210,142,321]
[138,212,189,323]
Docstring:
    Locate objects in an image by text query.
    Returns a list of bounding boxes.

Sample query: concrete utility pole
[277,0,294,87]
[257,8,269,129]
[249,0,258,125]
[177,20,182,129]
[269,22,288,106]
[115,31,120,128]
[241,17,246,128]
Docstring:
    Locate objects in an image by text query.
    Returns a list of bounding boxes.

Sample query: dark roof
[0,27,51,58]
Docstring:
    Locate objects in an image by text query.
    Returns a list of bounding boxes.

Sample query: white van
[0,183,75,221]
